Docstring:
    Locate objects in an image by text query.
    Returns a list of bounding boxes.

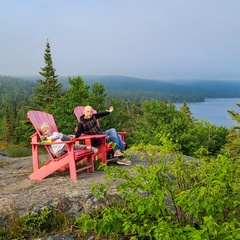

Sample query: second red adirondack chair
[73,106,128,164]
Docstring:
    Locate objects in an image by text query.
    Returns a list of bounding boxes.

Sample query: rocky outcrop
[0,152,144,229]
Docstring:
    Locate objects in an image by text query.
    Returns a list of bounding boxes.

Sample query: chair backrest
[27,110,58,136]
[74,106,85,122]
[27,110,59,157]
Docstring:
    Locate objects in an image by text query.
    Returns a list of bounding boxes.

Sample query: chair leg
[88,155,94,172]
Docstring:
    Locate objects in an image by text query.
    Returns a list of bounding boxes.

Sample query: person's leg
[104,128,132,165]
[104,128,125,158]
[74,144,98,153]
[61,135,71,141]
[54,145,67,158]
[74,144,87,150]
[104,128,125,152]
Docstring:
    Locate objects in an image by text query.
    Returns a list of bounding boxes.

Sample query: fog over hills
[61,75,240,99]
[4,74,240,102]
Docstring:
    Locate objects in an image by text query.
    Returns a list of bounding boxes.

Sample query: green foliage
[6,145,32,158]
[223,129,240,159]
[100,98,137,134]
[88,82,106,110]
[15,119,36,147]
[223,103,240,159]
[0,107,20,144]
[75,145,240,239]
[130,99,229,157]
[47,76,107,134]
[179,120,229,157]
[0,92,34,145]
[179,100,194,122]
[0,76,36,110]
[66,75,90,104]
[32,39,62,109]
[228,103,240,124]
[1,206,73,239]
[130,99,176,145]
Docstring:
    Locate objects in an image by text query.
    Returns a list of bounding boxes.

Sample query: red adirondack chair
[73,106,128,163]
[27,110,96,180]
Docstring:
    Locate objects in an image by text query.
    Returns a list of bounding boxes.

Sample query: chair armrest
[31,140,75,145]
[74,134,107,146]
[117,131,129,135]
[74,134,107,139]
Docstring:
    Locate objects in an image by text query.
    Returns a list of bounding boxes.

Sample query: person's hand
[40,135,46,140]
[107,106,114,112]
[51,137,59,142]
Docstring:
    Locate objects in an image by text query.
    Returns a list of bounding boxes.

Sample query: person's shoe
[117,158,132,166]
[114,149,122,157]
[91,147,98,153]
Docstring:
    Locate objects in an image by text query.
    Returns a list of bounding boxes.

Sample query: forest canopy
[22,75,240,102]
[0,73,234,158]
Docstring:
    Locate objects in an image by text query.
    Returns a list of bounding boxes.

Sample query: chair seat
[74,149,93,159]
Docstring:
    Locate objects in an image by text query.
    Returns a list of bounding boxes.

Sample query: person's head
[83,105,94,119]
[38,122,52,137]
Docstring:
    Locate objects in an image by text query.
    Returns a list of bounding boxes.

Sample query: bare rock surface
[0,152,146,229]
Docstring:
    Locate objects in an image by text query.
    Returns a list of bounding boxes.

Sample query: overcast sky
[1,0,240,80]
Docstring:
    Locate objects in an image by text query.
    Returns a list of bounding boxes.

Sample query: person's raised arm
[94,107,113,119]
[106,106,114,113]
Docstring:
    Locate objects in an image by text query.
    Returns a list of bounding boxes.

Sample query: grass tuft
[0,161,12,168]
[6,145,32,158]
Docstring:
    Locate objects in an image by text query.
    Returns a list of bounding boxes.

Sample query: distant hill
[3,75,240,103]
[79,75,240,97]
[64,75,240,102]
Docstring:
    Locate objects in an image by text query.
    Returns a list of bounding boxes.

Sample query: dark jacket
[74,111,110,147]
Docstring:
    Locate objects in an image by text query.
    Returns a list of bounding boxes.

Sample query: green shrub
[0,141,9,150]
[1,206,74,239]
[6,145,32,158]
[75,144,240,239]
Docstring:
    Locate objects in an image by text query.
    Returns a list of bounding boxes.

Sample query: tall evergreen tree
[1,107,12,143]
[32,39,62,110]
[179,100,194,122]
[222,103,240,158]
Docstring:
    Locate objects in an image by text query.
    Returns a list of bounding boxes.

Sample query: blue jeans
[104,128,125,152]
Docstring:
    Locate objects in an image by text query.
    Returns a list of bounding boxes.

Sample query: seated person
[69,105,132,166]
[39,122,98,158]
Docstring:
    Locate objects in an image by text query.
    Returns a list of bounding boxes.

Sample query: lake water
[175,98,240,128]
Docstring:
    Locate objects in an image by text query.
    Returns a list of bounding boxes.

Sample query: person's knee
[55,152,62,158]
[118,134,123,140]
[109,128,117,134]
[55,149,67,158]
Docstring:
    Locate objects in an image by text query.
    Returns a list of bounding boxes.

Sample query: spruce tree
[223,104,240,158]
[1,107,12,143]
[179,100,194,122]
[33,39,62,110]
